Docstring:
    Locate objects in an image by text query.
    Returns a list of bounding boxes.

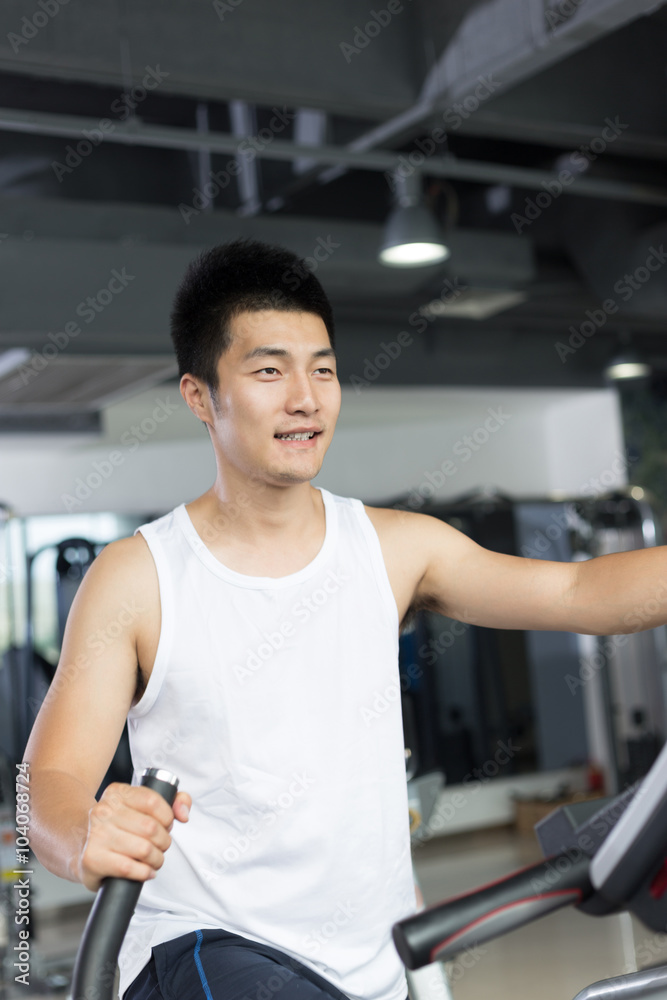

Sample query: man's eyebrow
[241,346,337,362]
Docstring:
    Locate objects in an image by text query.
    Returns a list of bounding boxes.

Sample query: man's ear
[180,373,214,426]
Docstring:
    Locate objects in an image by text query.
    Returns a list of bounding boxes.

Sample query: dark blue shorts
[124,928,363,1000]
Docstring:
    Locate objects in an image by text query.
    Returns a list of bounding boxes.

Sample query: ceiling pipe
[1,107,667,208]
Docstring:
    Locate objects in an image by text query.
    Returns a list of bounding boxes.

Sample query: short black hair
[170,238,335,394]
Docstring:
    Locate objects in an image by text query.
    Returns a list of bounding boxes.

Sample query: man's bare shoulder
[362,505,482,617]
[93,532,154,572]
[362,503,450,539]
[361,506,449,626]
[363,502,471,565]
[80,533,158,603]
[68,533,160,684]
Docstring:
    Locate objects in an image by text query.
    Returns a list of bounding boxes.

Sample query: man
[25,239,667,1000]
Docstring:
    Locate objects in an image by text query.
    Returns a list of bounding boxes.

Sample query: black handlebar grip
[69,768,179,1000]
[392,852,592,969]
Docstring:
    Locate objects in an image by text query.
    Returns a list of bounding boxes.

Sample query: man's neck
[186,479,325,555]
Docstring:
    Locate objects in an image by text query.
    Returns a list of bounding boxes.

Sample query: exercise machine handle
[69,768,179,1000]
[392,852,592,969]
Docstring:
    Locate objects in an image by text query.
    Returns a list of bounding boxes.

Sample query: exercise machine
[69,735,667,1000]
[393,732,667,1000]
[69,769,179,1000]
[68,764,452,1000]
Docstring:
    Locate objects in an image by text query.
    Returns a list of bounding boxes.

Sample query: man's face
[208,309,341,487]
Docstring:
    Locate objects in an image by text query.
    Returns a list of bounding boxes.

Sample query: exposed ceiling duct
[1,0,667,401]
[279,0,666,189]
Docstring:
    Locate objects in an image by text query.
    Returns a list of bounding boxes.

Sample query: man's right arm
[22,535,190,891]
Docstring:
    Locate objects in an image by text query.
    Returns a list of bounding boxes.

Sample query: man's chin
[267,461,323,486]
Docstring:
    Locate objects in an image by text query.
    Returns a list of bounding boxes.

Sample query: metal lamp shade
[379,204,450,267]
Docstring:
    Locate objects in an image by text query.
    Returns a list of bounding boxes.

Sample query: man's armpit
[399,593,443,634]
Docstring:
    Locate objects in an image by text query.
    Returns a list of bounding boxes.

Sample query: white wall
[0,386,625,516]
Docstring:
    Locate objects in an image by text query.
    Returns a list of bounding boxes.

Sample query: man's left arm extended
[566,547,667,634]
[407,511,667,636]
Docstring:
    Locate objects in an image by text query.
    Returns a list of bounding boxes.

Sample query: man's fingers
[97,801,172,851]
[172,791,192,824]
[82,822,170,886]
[81,782,189,889]
[99,782,175,825]
[82,848,162,890]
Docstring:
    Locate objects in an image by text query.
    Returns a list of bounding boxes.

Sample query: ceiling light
[603,349,651,382]
[379,172,449,268]
[420,288,526,320]
[0,348,30,379]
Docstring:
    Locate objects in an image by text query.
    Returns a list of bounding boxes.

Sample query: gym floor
[4,826,665,1000]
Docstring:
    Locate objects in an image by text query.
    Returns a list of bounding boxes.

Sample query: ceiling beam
[1,107,667,207]
[453,111,667,161]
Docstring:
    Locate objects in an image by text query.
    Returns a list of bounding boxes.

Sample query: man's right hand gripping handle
[78,773,191,891]
[71,769,188,1000]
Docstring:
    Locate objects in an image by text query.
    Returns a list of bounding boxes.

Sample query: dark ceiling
[1,0,667,424]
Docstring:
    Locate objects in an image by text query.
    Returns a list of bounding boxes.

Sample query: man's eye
[315,367,334,375]
[258,367,279,375]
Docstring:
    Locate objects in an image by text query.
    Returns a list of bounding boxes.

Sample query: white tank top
[117,487,416,1000]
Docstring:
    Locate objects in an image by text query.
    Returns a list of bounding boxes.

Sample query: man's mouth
[274,431,320,441]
